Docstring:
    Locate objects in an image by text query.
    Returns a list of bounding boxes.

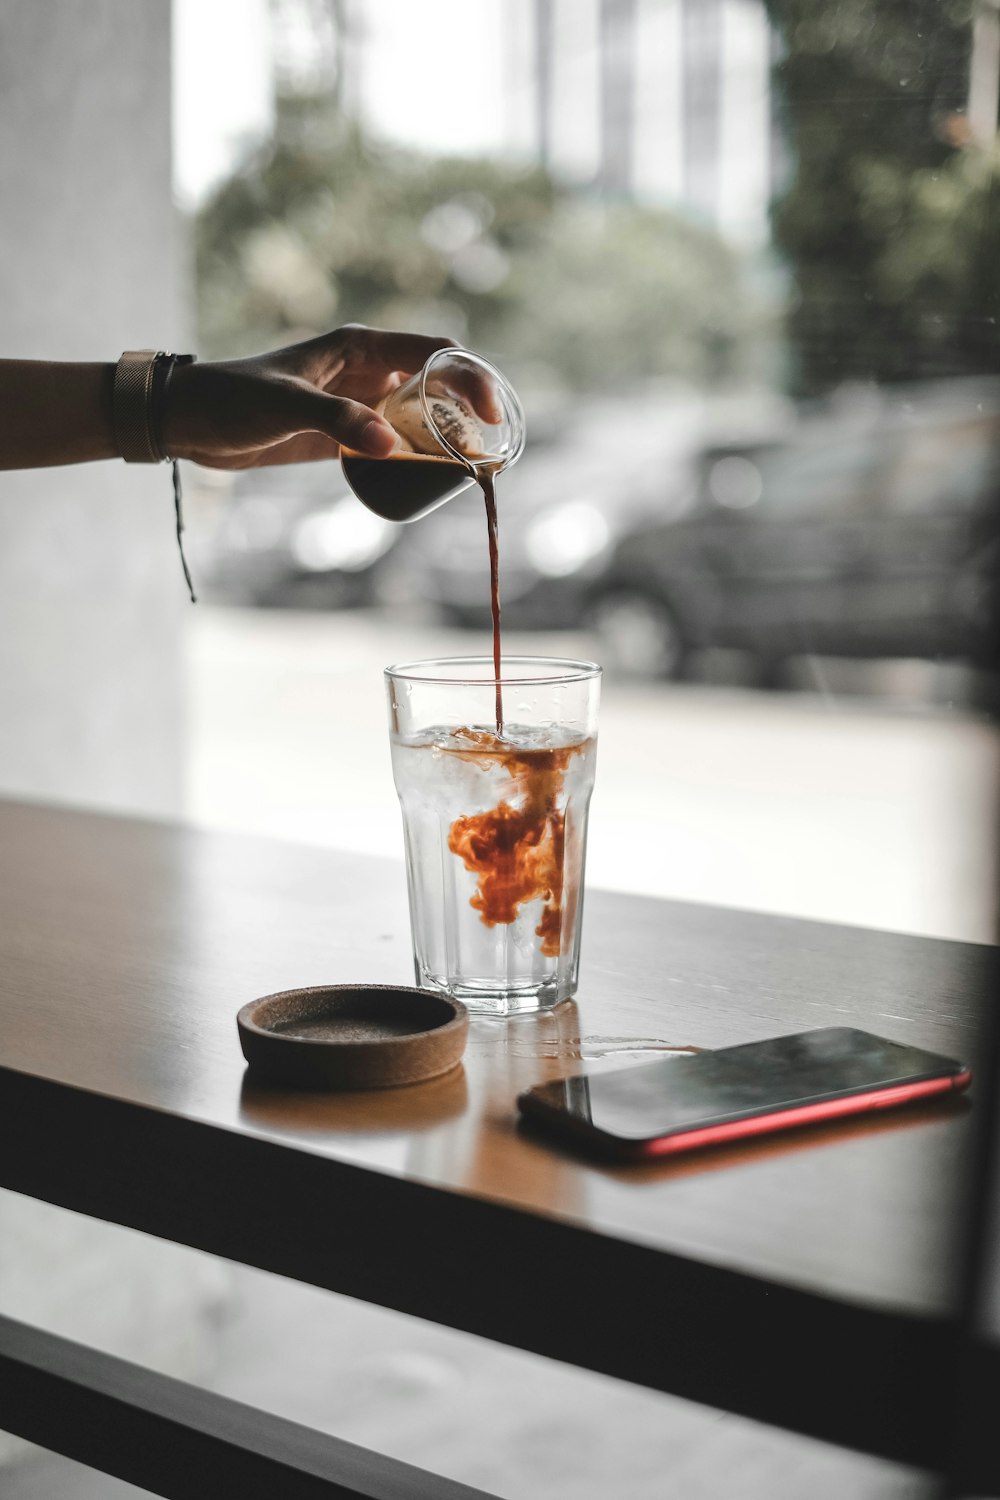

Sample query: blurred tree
[765,0,1000,394]
[194,90,762,393]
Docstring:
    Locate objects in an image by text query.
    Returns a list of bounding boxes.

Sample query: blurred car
[201,463,399,608]
[392,390,782,628]
[586,379,1000,678]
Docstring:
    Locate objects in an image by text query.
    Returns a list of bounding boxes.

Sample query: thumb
[288,386,397,457]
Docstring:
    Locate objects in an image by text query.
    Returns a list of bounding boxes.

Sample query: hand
[161,325,496,470]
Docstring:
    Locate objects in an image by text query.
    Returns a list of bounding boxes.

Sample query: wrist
[154,353,197,460]
[158,357,201,461]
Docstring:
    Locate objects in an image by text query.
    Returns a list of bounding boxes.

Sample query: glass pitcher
[341,347,525,522]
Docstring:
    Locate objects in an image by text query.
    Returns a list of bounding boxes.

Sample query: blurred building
[267,0,776,244]
[262,0,999,251]
[508,0,776,243]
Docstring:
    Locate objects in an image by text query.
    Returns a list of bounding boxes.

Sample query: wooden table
[0,798,996,1498]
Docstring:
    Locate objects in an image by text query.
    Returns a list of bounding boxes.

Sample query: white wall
[0,0,186,817]
[0,6,224,1474]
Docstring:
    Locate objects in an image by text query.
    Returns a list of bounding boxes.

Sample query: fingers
[283,326,455,382]
[361,327,458,375]
[268,327,505,430]
[364,330,503,423]
[446,366,504,426]
[286,384,398,456]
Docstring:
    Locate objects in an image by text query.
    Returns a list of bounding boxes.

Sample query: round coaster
[237,984,468,1091]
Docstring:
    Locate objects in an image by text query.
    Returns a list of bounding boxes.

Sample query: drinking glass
[386,657,601,1015]
[342,348,526,522]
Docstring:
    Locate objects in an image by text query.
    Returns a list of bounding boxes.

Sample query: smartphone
[516,1027,972,1162]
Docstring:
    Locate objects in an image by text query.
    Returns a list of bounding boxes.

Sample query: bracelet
[113,349,200,603]
[113,350,196,463]
[152,352,197,461]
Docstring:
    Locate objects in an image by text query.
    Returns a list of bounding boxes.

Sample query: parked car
[392,390,783,628]
[201,463,399,608]
[587,379,1000,679]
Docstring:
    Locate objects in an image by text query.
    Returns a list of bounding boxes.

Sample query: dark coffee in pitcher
[340,451,471,522]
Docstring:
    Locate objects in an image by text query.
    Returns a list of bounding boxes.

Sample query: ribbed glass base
[415,965,571,1016]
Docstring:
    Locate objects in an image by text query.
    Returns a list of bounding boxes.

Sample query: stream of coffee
[341,449,505,735]
[478,466,503,735]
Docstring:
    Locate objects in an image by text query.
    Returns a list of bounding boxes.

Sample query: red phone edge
[636,1069,973,1159]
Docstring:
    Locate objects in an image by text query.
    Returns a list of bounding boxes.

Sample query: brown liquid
[444,731,588,957]
[478,466,503,735]
[341,451,468,522]
[345,449,506,734]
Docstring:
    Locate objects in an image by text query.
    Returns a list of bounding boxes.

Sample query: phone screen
[518,1027,970,1154]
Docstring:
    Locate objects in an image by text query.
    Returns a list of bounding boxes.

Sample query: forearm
[0,360,118,469]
